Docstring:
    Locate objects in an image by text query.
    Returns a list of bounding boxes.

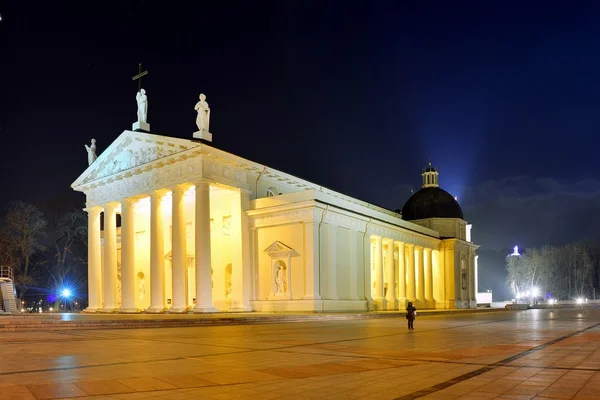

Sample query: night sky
[2,1,600,300]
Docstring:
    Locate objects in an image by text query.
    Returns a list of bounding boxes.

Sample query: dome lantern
[422,161,439,188]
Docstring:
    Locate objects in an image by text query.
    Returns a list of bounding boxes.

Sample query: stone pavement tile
[504,383,549,397]
[257,365,334,379]
[473,378,522,394]
[573,394,599,400]
[26,383,87,399]
[0,385,35,400]
[340,358,401,370]
[153,374,216,388]
[494,395,536,400]
[455,392,498,399]
[313,361,369,373]
[537,384,582,399]
[74,380,136,396]
[117,377,178,392]
[505,368,544,381]
[419,389,462,399]
[199,370,282,385]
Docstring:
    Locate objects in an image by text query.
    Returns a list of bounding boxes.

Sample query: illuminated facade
[72,132,479,313]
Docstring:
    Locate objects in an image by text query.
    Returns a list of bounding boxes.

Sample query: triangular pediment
[264,241,295,254]
[72,131,200,189]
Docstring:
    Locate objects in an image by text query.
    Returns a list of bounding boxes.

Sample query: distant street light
[61,288,72,298]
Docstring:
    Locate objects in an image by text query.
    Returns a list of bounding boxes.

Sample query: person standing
[406,301,416,330]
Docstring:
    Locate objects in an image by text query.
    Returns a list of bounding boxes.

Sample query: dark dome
[402,187,463,221]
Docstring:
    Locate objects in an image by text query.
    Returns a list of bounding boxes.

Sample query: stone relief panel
[91,140,178,181]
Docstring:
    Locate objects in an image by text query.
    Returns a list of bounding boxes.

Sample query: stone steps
[0,315,367,332]
[0,308,504,332]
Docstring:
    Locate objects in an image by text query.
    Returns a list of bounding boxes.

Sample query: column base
[101,307,117,313]
[83,307,100,313]
[396,297,408,309]
[373,297,386,311]
[119,307,142,313]
[425,299,436,309]
[385,297,397,310]
[146,305,166,313]
[169,306,190,313]
[192,306,219,313]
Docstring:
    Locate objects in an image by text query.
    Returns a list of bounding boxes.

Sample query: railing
[0,266,14,281]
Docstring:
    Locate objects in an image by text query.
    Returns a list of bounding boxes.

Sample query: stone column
[397,241,406,306]
[120,198,138,313]
[349,231,358,300]
[416,246,425,306]
[406,244,416,301]
[328,224,338,300]
[231,190,252,311]
[424,248,434,307]
[436,248,446,306]
[385,240,396,309]
[102,202,119,312]
[469,253,477,308]
[84,206,102,312]
[364,234,373,305]
[171,185,188,313]
[303,221,321,300]
[374,236,384,308]
[193,181,218,312]
[147,190,166,313]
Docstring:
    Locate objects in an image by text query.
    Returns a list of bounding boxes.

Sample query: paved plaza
[1,308,600,399]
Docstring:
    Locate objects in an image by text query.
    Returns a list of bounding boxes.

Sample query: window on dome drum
[266,190,275,197]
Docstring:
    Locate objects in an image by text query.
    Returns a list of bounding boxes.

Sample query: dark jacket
[406,305,416,320]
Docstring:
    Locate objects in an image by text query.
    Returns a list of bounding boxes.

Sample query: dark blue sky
[2,1,600,300]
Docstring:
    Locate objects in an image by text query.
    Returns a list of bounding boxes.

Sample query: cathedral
[72,93,479,313]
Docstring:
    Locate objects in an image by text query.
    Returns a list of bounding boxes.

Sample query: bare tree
[46,209,87,309]
[0,201,47,297]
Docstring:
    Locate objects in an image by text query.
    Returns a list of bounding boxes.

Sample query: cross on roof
[131,63,148,92]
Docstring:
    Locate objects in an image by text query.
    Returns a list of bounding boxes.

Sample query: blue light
[61,289,72,298]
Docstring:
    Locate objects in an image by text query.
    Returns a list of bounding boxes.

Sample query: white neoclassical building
[72,97,479,313]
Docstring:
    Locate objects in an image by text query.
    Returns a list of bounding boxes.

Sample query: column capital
[151,188,169,200]
[193,180,211,190]
[104,201,120,212]
[84,205,103,215]
[118,197,137,206]
[405,243,415,249]
[170,183,193,194]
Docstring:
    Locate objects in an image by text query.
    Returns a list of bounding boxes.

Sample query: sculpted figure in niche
[139,278,146,301]
[85,139,97,165]
[136,89,148,122]
[194,93,210,132]
[275,262,287,296]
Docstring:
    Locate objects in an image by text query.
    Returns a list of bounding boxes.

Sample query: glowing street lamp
[60,288,72,298]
